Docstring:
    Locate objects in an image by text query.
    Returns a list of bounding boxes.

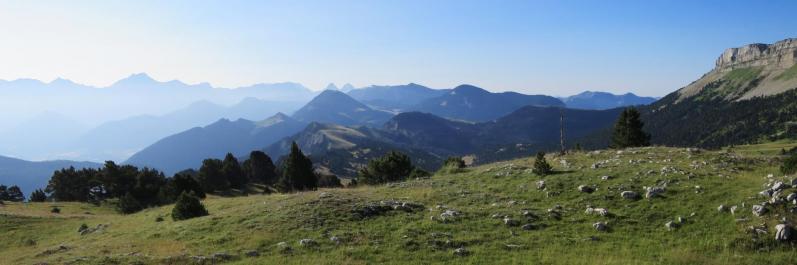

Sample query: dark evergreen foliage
[641,89,797,148]
[532,152,553,176]
[222,153,247,189]
[0,185,25,202]
[171,191,208,221]
[242,151,277,184]
[610,107,650,148]
[197,158,228,192]
[276,142,317,192]
[117,192,143,214]
[317,174,343,188]
[358,151,415,184]
[782,152,797,175]
[29,189,47,202]
[163,173,205,201]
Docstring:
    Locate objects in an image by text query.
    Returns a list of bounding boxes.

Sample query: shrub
[439,157,466,174]
[171,191,208,221]
[117,192,143,214]
[782,152,797,175]
[51,207,61,214]
[317,174,343,188]
[532,152,553,176]
[358,151,414,185]
[409,168,431,179]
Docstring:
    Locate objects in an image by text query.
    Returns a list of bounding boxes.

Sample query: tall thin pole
[560,108,565,155]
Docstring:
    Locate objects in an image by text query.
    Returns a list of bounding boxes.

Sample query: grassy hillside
[2,143,797,264]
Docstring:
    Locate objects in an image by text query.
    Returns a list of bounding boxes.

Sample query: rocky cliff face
[676,37,797,101]
[715,39,797,71]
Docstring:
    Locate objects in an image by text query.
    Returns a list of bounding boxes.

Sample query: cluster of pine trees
[0,185,25,202]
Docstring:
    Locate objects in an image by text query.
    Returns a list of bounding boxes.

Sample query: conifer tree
[222,153,247,189]
[243,151,277,184]
[197,159,228,192]
[30,189,47,202]
[277,142,317,192]
[532,152,553,176]
[610,107,651,148]
[117,192,143,214]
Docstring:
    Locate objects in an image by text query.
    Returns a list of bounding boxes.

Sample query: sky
[0,0,796,97]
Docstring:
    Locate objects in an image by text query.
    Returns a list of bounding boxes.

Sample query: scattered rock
[521,224,536,230]
[503,217,520,227]
[330,236,341,245]
[717,205,727,212]
[536,180,546,190]
[645,186,665,199]
[504,244,523,250]
[37,244,70,257]
[491,213,504,219]
[578,185,595,193]
[621,191,640,200]
[453,247,469,256]
[211,252,234,261]
[318,192,332,199]
[601,175,612,181]
[439,209,461,222]
[775,224,792,241]
[752,205,768,216]
[245,250,260,257]
[730,205,738,215]
[593,222,607,231]
[299,239,317,247]
[665,221,678,231]
[772,182,789,192]
[276,242,291,253]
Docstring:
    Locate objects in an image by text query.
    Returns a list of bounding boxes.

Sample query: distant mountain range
[293,90,394,126]
[125,113,306,175]
[0,156,101,197]
[561,91,657,110]
[126,86,640,176]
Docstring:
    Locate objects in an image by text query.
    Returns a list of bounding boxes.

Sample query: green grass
[775,64,797,81]
[2,144,797,264]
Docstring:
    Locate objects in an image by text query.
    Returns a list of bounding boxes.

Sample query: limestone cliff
[677,38,797,101]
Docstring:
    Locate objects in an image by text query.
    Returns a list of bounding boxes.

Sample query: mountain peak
[340,83,355,92]
[113,73,158,87]
[451,84,490,95]
[324,83,339,91]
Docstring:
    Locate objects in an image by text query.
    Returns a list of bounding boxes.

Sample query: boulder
[245,250,260,257]
[578,185,595,193]
[330,236,341,245]
[439,209,461,222]
[775,224,792,241]
[717,205,727,212]
[665,221,677,231]
[503,217,520,227]
[595,208,608,216]
[593,222,607,231]
[276,242,291,253]
[621,191,640,200]
[786,193,797,202]
[772,181,789,192]
[759,189,774,197]
[536,180,546,190]
[645,186,665,199]
[730,205,738,215]
[453,247,469,256]
[601,175,612,180]
[752,205,768,216]
[299,239,317,247]
[521,224,536,230]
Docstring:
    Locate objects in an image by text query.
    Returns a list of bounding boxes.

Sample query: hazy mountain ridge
[0,155,101,197]
[561,91,657,110]
[125,113,306,175]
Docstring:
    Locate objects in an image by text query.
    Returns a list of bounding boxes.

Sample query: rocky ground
[2,143,797,264]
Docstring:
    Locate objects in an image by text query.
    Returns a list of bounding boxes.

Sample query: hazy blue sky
[1,0,796,96]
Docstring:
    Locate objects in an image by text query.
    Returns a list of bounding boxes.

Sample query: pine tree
[197,159,228,192]
[277,142,317,192]
[117,192,143,214]
[30,189,47,202]
[171,191,208,221]
[610,107,651,148]
[222,153,247,190]
[5,185,25,202]
[243,151,277,184]
[532,152,553,176]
